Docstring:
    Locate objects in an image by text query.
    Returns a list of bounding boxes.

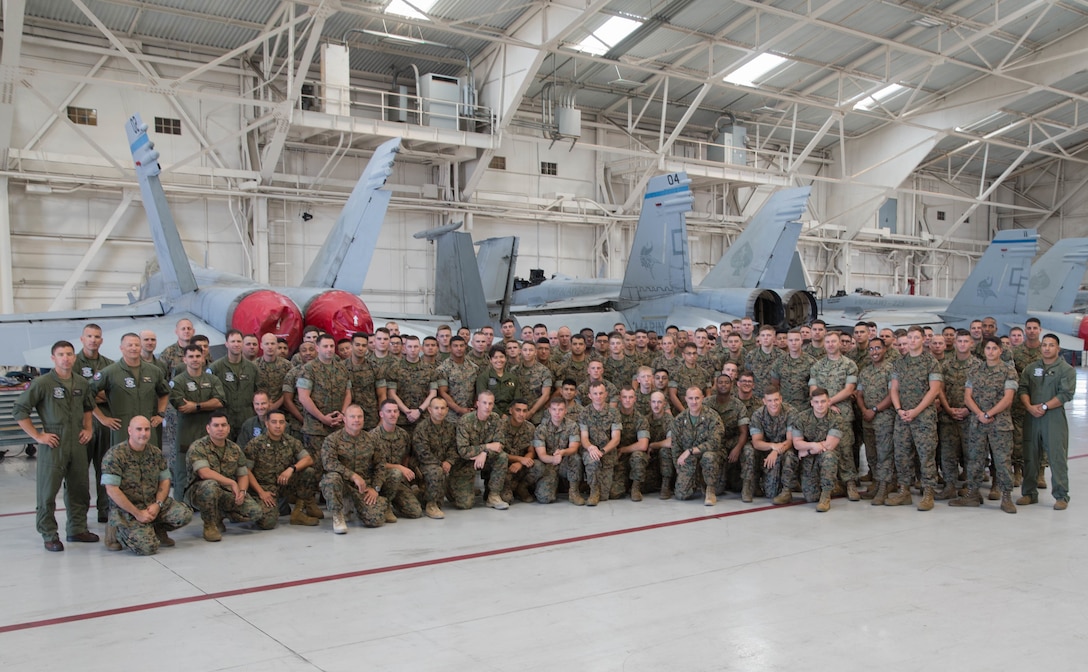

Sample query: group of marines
[15,311,1074,555]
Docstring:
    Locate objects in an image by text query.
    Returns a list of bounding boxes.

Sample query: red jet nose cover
[305,290,374,343]
[232,290,304,352]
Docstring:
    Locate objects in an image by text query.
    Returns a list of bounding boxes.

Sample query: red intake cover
[231,290,304,352]
[305,290,374,342]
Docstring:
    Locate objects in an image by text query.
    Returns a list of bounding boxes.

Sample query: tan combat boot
[202,518,222,542]
[659,479,673,500]
[949,487,982,507]
[385,506,400,522]
[884,485,913,506]
[1000,492,1017,514]
[303,497,325,520]
[935,481,957,501]
[630,480,643,502]
[586,480,601,506]
[155,526,175,547]
[515,482,534,503]
[105,524,122,551]
[917,486,935,511]
[1037,467,1047,489]
[332,510,348,534]
[486,493,509,510]
[870,482,888,506]
[568,484,586,506]
[772,488,792,505]
[290,501,319,526]
[816,489,831,512]
[704,488,717,506]
[741,479,754,503]
[425,502,445,519]
[987,486,1001,501]
[846,481,860,502]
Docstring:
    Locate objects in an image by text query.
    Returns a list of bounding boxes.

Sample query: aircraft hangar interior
[2,1,1088,670]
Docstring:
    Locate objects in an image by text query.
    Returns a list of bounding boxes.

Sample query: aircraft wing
[0,310,225,369]
[509,294,618,313]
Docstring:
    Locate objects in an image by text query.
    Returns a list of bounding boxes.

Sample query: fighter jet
[503,174,817,333]
[1028,238,1088,313]
[0,114,403,367]
[820,229,1088,349]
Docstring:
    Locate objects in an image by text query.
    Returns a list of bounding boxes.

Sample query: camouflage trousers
[582,448,618,497]
[503,460,533,499]
[741,444,797,500]
[800,450,838,502]
[1011,404,1024,468]
[416,462,449,506]
[893,409,939,489]
[674,450,723,501]
[938,416,967,482]
[319,472,388,527]
[188,480,266,528]
[966,420,1012,494]
[379,467,423,518]
[611,451,650,498]
[526,453,583,503]
[642,448,663,492]
[252,467,319,529]
[301,434,328,478]
[111,498,192,556]
[658,446,679,483]
[862,415,895,483]
[448,451,509,509]
[835,422,858,484]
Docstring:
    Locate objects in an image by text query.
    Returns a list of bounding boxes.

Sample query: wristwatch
[1042,403,1049,411]
[983,413,990,420]
[871,405,878,413]
[155,499,165,508]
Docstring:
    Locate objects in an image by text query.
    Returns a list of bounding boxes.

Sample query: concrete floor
[2,371,1087,671]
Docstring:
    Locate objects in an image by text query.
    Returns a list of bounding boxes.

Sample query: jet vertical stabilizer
[476,236,519,321]
[619,172,694,301]
[942,228,1037,321]
[1029,238,1088,313]
[433,232,490,328]
[700,186,811,289]
[300,137,402,291]
[125,114,198,300]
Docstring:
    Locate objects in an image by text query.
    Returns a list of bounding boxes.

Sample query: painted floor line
[0,502,793,634]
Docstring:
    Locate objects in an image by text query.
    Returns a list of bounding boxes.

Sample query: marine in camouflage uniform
[808,352,859,485]
[169,362,226,502]
[645,403,673,495]
[1011,341,1043,475]
[499,408,537,502]
[386,355,437,431]
[186,428,266,534]
[579,392,623,505]
[345,355,379,430]
[603,354,639,390]
[515,360,553,424]
[963,356,1018,500]
[744,343,784,398]
[320,419,390,528]
[242,425,318,529]
[368,414,424,519]
[255,356,292,408]
[889,340,943,507]
[412,403,459,514]
[855,355,895,489]
[668,399,725,503]
[705,381,749,495]
[611,399,650,500]
[576,377,618,405]
[559,356,592,387]
[101,430,192,555]
[454,398,510,510]
[747,400,798,503]
[938,351,977,492]
[527,405,583,504]
[789,403,843,506]
[296,354,352,472]
[436,354,479,416]
[771,351,815,408]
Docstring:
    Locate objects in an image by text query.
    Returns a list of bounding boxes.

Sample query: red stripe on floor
[0,502,794,633]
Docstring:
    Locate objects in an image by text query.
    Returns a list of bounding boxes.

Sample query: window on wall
[489,156,506,170]
[540,161,557,176]
[67,106,97,126]
[155,117,182,135]
[936,210,946,221]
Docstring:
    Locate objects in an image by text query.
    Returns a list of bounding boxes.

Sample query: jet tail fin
[700,186,811,289]
[300,137,401,291]
[432,231,490,328]
[476,236,519,321]
[619,172,694,301]
[784,251,808,291]
[944,229,1037,320]
[126,114,198,300]
[1029,238,1088,312]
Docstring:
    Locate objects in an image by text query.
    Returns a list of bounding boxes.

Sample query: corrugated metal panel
[26,0,136,33]
[135,11,260,50]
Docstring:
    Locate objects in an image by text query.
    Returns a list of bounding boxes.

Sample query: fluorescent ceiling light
[910,16,943,28]
[853,83,906,111]
[954,111,1005,133]
[574,16,643,56]
[723,53,788,87]
[385,0,437,21]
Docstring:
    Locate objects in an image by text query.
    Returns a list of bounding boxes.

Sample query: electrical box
[556,107,582,137]
[708,124,747,164]
[387,84,411,123]
[419,73,461,129]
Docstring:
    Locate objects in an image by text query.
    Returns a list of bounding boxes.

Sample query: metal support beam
[259,2,332,183]
[49,191,135,310]
[0,0,26,313]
